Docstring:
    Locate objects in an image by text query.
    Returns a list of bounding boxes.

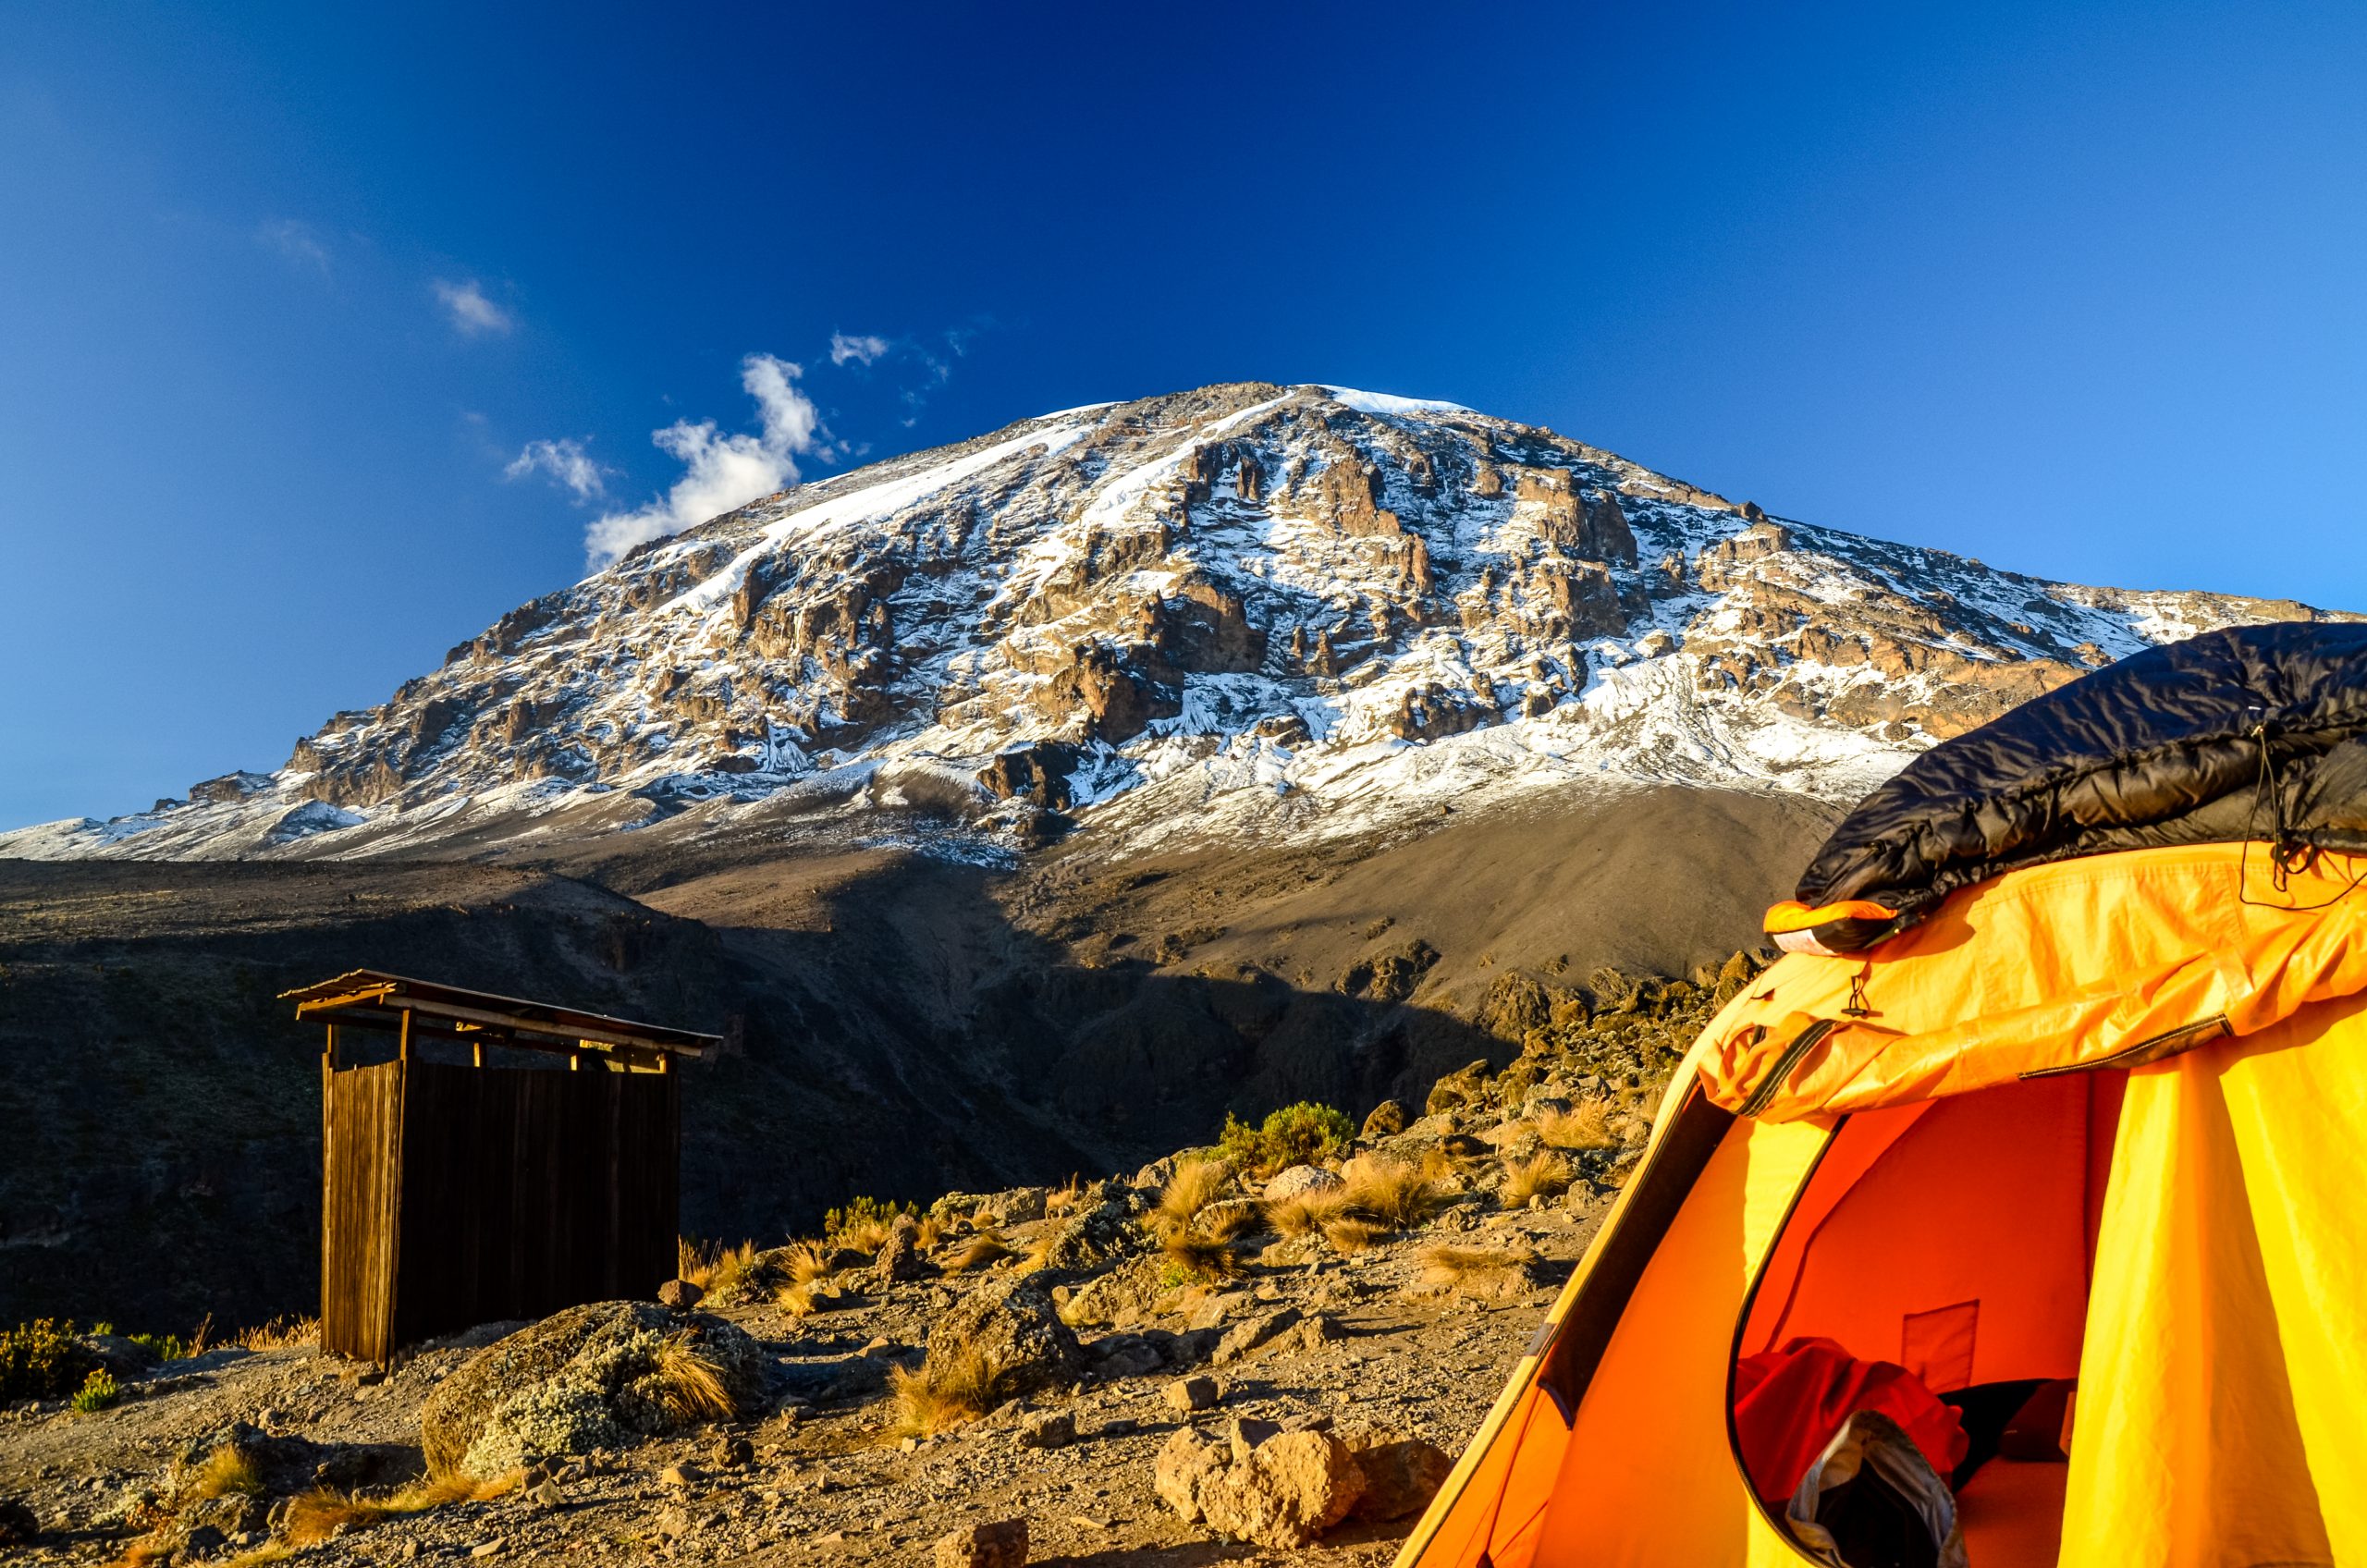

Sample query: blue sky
[3,1,2362,830]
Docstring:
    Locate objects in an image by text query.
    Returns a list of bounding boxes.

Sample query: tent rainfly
[286,970,718,1364]
[1398,622,2367,1568]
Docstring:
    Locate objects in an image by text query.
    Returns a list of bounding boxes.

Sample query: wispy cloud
[506,437,608,502]
[257,217,330,275]
[828,331,889,367]
[583,353,823,568]
[433,277,514,337]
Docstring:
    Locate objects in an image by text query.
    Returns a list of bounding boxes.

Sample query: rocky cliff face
[6,381,2349,861]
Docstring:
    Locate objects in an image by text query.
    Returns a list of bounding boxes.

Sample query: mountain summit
[7,381,2349,861]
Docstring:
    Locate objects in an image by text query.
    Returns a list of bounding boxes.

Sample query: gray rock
[925,1276,1085,1400]
[1154,1422,1367,1548]
[655,1279,705,1311]
[872,1214,930,1282]
[1213,1306,1302,1366]
[1263,1165,1344,1202]
[1360,1099,1409,1139]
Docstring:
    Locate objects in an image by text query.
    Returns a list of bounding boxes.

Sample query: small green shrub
[822,1195,918,1250]
[70,1367,119,1413]
[0,1318,100,1403]
[129,1332,190,1364]
[1218,1102,1355,1177]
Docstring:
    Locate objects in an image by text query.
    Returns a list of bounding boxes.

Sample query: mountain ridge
[9,381,2351,865]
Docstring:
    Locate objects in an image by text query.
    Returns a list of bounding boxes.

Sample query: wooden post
[398,1008,411,1064]
[657,1051,671,1076]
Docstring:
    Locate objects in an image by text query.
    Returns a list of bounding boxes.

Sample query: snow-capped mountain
[6,382,2350,861]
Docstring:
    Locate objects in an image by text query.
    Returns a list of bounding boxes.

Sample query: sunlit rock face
[9,381,2349,862]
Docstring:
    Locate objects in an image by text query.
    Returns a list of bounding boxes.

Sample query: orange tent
[1398,623,2367,1568]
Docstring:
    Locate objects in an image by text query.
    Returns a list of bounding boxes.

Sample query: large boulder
[1155,1420,1367,1548]
[924,1275,1084,1400]
[420,1302,767,1478]
[1034,1186,1143,1273]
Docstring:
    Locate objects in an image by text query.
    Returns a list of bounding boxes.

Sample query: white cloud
[506,437,607,502]
[584,353,822,567]
[433,277,514,337]
[258,218,330,275]
[829,331,889,367]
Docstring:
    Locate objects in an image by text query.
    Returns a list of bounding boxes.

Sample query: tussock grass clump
[652,1334,736,1422]
[889,1342,1011,1437]
[1264,1187,1350,1238]
[1417,1243,1539,1294]
[194,1444,266,1499]
[781,1242,836,1286]
[1159,1230,1246,1283]
[1501,1151,1572,1208]
[1218,1102,1354,1177]
[1155,1157,1232,1231]
[1535,1101,1622,1152]
[1342,1155,1447,1229]
[1319,1215,1391,1254]
[914,1213,947,1250]
[1044,1177,1086,1219]
[1196,1202,1265,1243]
[946,1231,1014,1273]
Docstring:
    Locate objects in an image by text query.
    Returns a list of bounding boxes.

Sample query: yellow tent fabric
[1394,844,2367,1568]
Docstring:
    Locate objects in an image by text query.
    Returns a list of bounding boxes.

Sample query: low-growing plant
[945,1231,1014,1273]
[1535,1101,1621,1152]
[195,1443,267,1499]
[651,1333,736,1422]
[1319,1214,1391,1254]
[1044,1176,1086,1218]
[1417,1243,1539,1294]
[0,1317,99,1403]
[1158,1229,1245,1283]
[823,1195,917,1253]
[889,1341,1011,1437]
[1342,1155,1447,1229]
[677,1237,765,1296]
[914,1213,947,1249]
[71,1367,119,1413]
[1196,1201,1264,1243]
[1264,1187,1350,1238]
[231,1316,317,1352]
[278,1472,518,1547]
[1501,1151,1573,1208]
[780,1242,836,1286]
[1155,1157,1232,1232]
[1218,1102,1355,1177]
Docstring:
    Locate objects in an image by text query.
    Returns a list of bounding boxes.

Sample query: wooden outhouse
[284,971,717,1363]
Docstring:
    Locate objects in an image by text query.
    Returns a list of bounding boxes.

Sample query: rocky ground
[0,976,1727,1567]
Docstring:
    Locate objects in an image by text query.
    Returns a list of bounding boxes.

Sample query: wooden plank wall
[389,1062,680,1351]
[320,1060,404,1363]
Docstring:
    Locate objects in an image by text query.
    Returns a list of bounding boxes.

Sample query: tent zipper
[1738,1018,1838,1118]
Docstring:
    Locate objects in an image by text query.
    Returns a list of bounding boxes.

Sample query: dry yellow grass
[230,1315,317,1352]
[652,1334,735,1422]
[192,1444,265,1499]
[1044,1176,1086,1218]
[1501,1151,1573,1207]
[914,1213,947,1249]
[1159,1230,1245,1281]
[1342,1155,1447,1229]
[945,1231,1014,1272]
[1155,1157,1231,1231]
[1417,1243,1539,1293]
[889,1342,1010,1437]
[1196,1202,1264,1243]
[780,1242,835,1286]
[1319,1215,1391,1254]
[676,1237,764,1294]
[279,1472,519,1547]
[1535,1101,1621,1152]
[1263,1187,1350,1238]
